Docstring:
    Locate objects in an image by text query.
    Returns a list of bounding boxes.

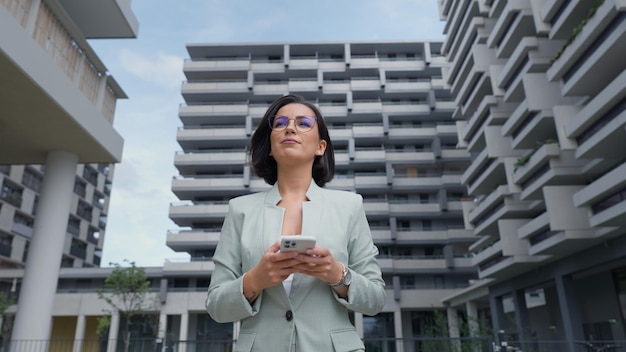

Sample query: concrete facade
[0,0,137,343]
[438,0,626,348]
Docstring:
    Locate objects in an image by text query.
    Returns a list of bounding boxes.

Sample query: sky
[90,0,447,268]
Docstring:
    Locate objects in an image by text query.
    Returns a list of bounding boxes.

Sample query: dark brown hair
[250,95,335,187]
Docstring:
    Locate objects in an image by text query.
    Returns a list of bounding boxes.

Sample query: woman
[206,94,385,352]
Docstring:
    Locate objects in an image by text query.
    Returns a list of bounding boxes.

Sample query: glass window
[363,312,396,352]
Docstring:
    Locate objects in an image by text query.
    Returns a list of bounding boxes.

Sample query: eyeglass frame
[268,115,318,133]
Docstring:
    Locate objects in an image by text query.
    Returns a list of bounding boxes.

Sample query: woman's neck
[276,166,313,200]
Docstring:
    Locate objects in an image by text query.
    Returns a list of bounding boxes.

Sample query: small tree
[0,292,15,352]
[97,260,160,352]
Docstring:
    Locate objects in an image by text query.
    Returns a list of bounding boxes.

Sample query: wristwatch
[330,264,352,290]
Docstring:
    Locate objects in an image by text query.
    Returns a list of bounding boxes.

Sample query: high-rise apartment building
[438,0,626,349]
[166,41,477,348]
[0,0,137,343]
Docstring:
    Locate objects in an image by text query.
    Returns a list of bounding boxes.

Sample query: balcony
[183,58,251,74]
[169,202,229,227]
[566,70,626,161]
[461,150,507,196]
[547,2,626,97]
[384,79,431,93]
[389,201,441,217]
[574,162,626,228]
[181,80,248,102]
[173,150,247,175]
[163,258,215,274]
[166,229,221,251]
[488,5,535,59]
[178,103,248,125]
[518,212,596,257]
[171,176,246,199]
[514,145,587,201]
[176,126,248,150]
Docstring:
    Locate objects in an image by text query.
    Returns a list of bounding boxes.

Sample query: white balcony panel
[385,151,434,163]
[288,58,318,69]
[389,203,440,217]
[252,83,288,95]
[391,176,441,190]
[184,59,250,72]
[398,289,461,309]
[350,79,381,91]
[354,175,387,189]
[382,103,430,115]
[352,101,383,114]
[179,104,248,118]
[171,177,245,199]
[326,177,355,190]
[166,230,221,251]
[169,203,229,226]
[174,151,246,167]
[288,80,318,92]
[547,2,626,96]
[388,127,436,142]
[384,81,431,93]
[163,260,216,274]
[319,104,348,117]
[471,241,502,266]
[573,162,626,208]
[363,201,390,216]
[353,149,386,163]
[477,254,544,280]
[328,128,353,141]
[318,61,345,70]
[353,125,384,139]
[441,149,470,161]
[182,81,248,94]
[250,62,285,72]
[371,228,392,243]
[394,258,447,271]
[379,60,425,70]
[349,57,380,68]
[322,82,350,93]
[434,101,456,111]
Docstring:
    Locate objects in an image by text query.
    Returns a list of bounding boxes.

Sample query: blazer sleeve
[206,200,262,322]
[333,194,386,316]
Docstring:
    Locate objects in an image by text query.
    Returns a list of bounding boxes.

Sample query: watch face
[344,268,352,285]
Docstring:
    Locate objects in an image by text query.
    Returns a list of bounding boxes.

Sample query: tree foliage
[96,260,160,349]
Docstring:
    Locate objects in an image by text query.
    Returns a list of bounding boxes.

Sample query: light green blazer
[206,181,386,352]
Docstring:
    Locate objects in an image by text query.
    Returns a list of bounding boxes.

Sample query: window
[22,167,42,192]
[1,181,23,207]
[363,313,395,351]
[82,166,98,186]
[0,165,10,175]
[67,216,81,236]
[74,178,86,197]
[76,200,93,221]
[70,238,87,259]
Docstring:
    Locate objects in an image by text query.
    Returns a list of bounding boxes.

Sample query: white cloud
[117,49,185,89]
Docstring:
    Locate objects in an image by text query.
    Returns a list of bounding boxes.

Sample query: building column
[157,313,167,348]
[447,307,460,338]
[555,274,583,351]
[72,315,86,352]
[106,312,120,352]
[513,289,530,341]
[466,301,479,337]
[179,313,189,352]
[394,309,404,352]
[489,294,506,338]
[10,151,78,343]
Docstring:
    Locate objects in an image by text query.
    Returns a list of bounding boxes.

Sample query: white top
[283,273,294,297]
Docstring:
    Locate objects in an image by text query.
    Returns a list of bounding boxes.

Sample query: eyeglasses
[269,115,317,132]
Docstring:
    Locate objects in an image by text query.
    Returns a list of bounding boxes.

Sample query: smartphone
[280,235,316,253]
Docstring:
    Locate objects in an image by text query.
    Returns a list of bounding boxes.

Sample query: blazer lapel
[289,181,324,307]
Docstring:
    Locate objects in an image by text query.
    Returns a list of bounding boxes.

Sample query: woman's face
[269,103,327,166]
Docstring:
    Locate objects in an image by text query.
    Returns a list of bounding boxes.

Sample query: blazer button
[285,310,293,321]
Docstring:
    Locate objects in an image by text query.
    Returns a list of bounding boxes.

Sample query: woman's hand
[291,246,344,286]
[243,241,300,303]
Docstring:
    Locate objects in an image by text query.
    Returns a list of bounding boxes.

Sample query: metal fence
[3,338,626,352]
